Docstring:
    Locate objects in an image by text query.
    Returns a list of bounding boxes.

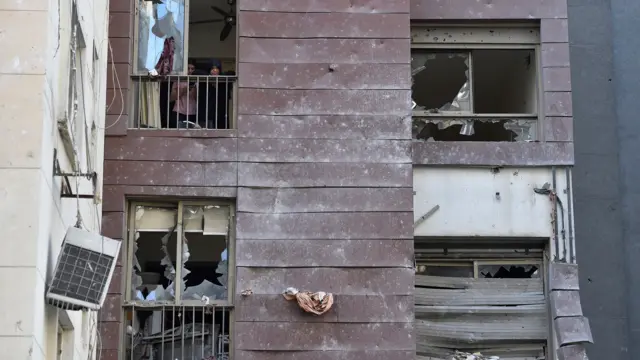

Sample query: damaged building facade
[100,0,589,359]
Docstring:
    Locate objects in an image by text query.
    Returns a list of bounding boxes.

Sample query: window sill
[126,129,237,138]
[412,141,574,166]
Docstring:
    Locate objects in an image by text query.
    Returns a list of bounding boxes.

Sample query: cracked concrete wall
[0,0,109,359]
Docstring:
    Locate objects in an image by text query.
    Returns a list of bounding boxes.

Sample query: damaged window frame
[414,239,550,359]
[411,23,543,142]
[416,259,542,279]
[124,200,235,307]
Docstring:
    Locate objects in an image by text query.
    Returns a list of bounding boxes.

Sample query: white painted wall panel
[414,167,573,245]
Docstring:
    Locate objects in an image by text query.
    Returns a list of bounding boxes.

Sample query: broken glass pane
[135,206,178,232]
[131,206,179,302]
[479,264,540,278]
[180,206,229,302]
[183,205,204,232]
[412,51,470,112]
[412,117,537,142]
[504,120,536,141]
[132,230,179,301]
[136,0,186,74]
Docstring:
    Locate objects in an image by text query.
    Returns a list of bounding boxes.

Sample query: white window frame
[411,23,544,140]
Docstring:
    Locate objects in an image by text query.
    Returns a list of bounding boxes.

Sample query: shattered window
[479,263,540,279]
[414,242,547,359]
[181,205,229,302]
[411,48,538,142]
[130,206,179,302]
[128,203,231,304]
[416,262,540,279]
[412,51,471,113]
[413,118,537,142]
[135,0,186,74]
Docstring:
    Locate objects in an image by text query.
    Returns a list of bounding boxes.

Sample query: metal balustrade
[123,304,232,360]
[130,75,236,130]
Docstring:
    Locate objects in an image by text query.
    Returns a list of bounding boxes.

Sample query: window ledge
[412,141,574,166]
[126,129,237,138]
[412,112,538,119]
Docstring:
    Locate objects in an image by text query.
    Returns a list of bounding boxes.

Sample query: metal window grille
[124,304,232,360]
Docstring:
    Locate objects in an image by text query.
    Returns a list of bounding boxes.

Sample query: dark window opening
[413,119,535,142]
[480,264,540,279]
[412,49,537,114]
[473,49,537,114]
[411,48,538,142]
[412,52,470,112]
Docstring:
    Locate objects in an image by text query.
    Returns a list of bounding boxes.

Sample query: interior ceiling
[189,0,233,23]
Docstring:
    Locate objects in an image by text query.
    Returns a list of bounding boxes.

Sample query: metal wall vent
[46,227,121,311]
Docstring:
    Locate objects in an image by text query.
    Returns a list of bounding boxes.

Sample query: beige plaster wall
[0,0,109,358]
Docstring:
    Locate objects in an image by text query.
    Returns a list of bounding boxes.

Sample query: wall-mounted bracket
[53,148,97,199]
[414,204,441,230]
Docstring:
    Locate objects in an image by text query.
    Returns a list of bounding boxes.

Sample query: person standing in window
[169,61,197,128]
[197,60,231,129]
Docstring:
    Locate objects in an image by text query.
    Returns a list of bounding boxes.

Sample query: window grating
[124,305,232,360]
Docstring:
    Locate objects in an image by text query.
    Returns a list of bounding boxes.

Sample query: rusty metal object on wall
[283,287,334,316]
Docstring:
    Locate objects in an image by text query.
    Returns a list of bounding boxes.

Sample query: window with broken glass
[414,239,548,359]
[411,25,541,142]
[124,201,233,360]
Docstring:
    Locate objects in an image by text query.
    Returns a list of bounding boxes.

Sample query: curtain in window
[139,82,161,128]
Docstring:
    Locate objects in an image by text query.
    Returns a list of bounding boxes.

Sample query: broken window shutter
[203,206,230,236]
[416,247,543,260]
[414,239,544,261]
[135,207,177,232]
[183,206,204,232]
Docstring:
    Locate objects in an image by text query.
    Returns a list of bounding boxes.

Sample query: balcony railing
[131,75,237,130]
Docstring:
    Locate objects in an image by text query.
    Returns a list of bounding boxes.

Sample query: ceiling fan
[189,0,236,42]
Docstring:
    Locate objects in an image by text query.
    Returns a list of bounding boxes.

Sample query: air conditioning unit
[46,227,122,311]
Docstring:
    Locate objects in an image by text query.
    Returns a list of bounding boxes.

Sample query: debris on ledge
[283,287,334,316]
[450,351,499,360]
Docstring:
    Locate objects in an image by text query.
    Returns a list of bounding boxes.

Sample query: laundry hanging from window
[136,0,185,128]
[137,0,185,74]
